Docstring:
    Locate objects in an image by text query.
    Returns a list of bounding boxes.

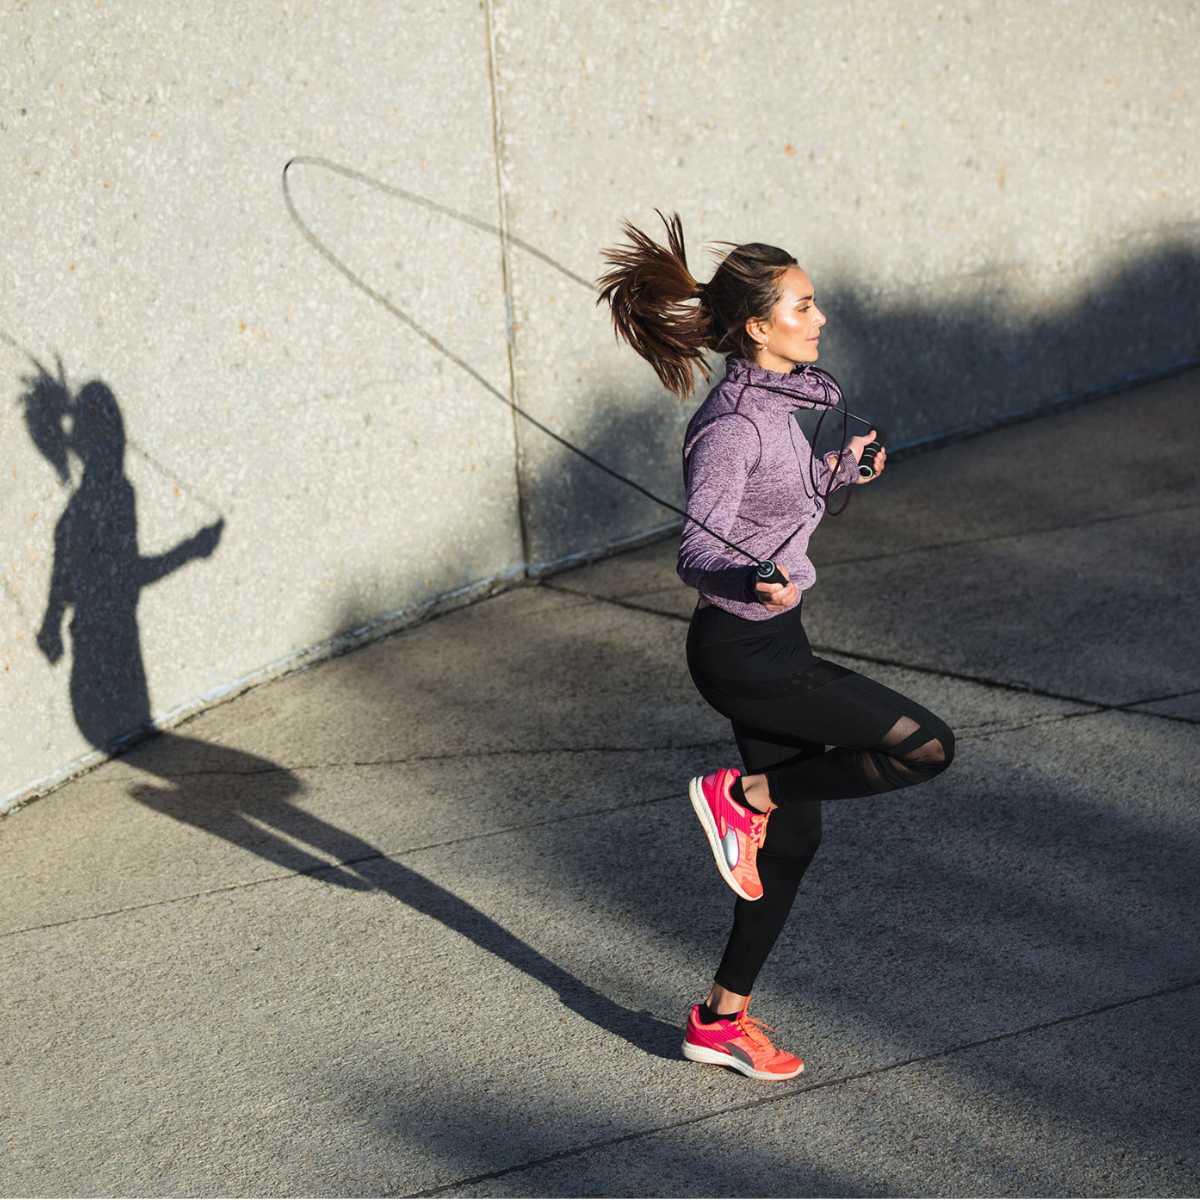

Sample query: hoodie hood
[722,356,843,414]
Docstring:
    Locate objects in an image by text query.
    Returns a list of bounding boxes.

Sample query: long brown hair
[596,211,797,399]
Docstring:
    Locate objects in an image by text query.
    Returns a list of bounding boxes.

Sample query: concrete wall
[4,0,1198,809]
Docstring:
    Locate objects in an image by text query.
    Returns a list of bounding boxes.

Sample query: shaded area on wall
[283,159,1198,566]
[823,232,1200,447]
[515,236,1200,567]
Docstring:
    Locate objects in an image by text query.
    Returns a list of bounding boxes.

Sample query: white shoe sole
[688,775,759,901]
[682,1039,804,1081]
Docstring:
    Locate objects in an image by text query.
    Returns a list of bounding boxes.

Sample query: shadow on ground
[13,352,679,1061]
[299,554,1198,1194]
[122,727,680,1060]
[11,224,1198,1193]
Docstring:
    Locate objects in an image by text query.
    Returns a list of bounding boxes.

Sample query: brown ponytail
[597,211,797,399]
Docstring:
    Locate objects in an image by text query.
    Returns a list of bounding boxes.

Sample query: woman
[598,214,955,1081]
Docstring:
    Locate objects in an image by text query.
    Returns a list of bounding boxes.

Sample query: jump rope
[281,156,884,589]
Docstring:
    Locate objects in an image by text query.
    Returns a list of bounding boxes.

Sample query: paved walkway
[3,370,1198,1198]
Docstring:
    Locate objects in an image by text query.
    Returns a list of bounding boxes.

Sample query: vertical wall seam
[484,0,532,573]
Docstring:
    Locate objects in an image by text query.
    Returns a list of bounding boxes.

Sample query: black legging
[686,600,955,997]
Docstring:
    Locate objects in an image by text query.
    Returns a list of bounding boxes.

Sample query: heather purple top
[677,356,859,620]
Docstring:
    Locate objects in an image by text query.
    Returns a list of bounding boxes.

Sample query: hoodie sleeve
[676,414,762,601]
[813,445,860,493]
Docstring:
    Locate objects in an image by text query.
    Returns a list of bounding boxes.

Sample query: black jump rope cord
[281,157,882,586]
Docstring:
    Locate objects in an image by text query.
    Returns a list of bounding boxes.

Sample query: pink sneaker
[682,1000,804,1080]
[688,768,769,901]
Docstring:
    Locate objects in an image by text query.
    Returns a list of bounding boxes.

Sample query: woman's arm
[816,431,886,490]
[138,518,224,586]
[676,416,762,602]
[37,516,73,663]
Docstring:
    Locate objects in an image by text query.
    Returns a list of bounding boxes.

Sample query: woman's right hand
[754,563,799,612]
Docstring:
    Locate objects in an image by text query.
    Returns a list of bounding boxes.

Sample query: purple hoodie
[677,357,859,620]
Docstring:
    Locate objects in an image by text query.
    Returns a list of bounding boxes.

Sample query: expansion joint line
[819,647,1200,722]
[406,974,1200,1198]
[0,787,687,940]
[818,499,1200,571]
[540,580,694,623]
[109,738,731,781]
[483,0,532,571]
[542,581,1197,721]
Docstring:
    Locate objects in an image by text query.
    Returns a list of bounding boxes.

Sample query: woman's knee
[892,715,955,781]
[918,719,955,774]
[931,719,955,768]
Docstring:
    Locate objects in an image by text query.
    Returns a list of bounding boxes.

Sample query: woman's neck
[752,349,798,376]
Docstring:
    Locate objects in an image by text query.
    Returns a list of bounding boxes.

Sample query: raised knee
[929,726,955,770]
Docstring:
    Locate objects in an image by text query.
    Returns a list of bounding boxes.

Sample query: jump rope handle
[857,428,888,480]
[756,560,787,588]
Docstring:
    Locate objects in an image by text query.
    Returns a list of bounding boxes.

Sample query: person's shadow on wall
[23,358,224,751]
[19,356,676,1057]
[19,356,371,888]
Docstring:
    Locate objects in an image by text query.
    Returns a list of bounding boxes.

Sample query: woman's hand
[834,431,886,483]
[754,563,799,612]
[37,622,64,664]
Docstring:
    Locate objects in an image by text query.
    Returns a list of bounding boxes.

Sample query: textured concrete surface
[2,2,521,805]
[5,0,1199,809]
[2,376,1197,1198]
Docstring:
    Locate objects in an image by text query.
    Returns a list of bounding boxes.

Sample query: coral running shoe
[682,1001,804,1080]
[688,768,768,901]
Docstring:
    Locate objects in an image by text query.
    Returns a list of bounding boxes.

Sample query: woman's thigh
[721,668,950,756]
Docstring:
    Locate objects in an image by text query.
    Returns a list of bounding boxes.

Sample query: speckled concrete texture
[3,2,1199,841]
[2,2,521,806]
[1,375,1197,1197]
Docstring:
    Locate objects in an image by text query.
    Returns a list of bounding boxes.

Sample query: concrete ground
[2,369,1198,1199]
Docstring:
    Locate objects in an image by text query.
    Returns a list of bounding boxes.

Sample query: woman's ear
[745,315,769,351]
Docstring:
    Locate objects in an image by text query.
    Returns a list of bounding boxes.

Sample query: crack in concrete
[1110,707,1199,726]
[110,740,731,782]
[817,500,1200,570]
[405,974,1200,1199]
[543,581,1198,721]
[0,690,1173,943]
[952,710,1104,738]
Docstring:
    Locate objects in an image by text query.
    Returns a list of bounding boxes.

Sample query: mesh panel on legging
[756,673,956,805]
[686,602,955,808]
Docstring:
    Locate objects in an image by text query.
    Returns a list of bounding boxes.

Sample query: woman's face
[751,266,826,371]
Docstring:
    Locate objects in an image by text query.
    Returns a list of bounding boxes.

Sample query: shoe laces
[735,1011,777,1051]
[748,809,769,849]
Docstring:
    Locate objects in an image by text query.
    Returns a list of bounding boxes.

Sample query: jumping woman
[598,214,955,1081]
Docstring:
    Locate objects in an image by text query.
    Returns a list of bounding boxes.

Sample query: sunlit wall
[3,0,1197,807]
